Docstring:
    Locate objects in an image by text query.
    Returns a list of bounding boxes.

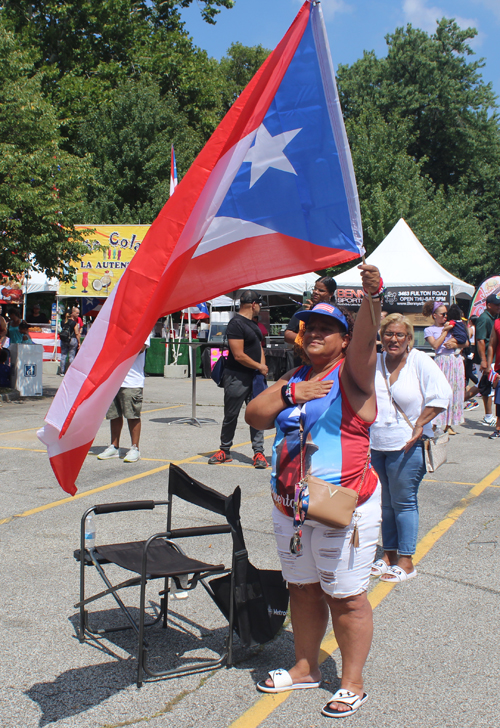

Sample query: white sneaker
[97,445,119,460]
[124,445,140,463]
[482,415,496,426]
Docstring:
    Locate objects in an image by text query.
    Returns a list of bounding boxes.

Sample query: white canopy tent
[25,270,59,295]
[334,218,474,299]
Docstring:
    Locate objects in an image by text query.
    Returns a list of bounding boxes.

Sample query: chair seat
[96,540,224,579]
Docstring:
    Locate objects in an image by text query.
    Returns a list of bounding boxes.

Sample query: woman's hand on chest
[294,379,333,403]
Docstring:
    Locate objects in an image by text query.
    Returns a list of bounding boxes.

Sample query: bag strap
[380,355,414,430]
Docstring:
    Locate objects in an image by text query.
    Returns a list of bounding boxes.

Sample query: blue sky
[181,0,500,104]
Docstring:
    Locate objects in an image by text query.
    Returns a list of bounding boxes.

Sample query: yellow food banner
[58,225,151,297]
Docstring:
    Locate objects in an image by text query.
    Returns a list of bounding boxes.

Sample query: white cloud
[473,0,500,23]
[402,0,478,34]
[293,0,352,21]
[319,0,353,21]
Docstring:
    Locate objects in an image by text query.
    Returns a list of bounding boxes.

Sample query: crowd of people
[0,303,86,383]
[3,279,499,718]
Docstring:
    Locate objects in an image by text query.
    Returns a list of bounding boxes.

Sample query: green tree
[0,22,92,278]
[0,0,235,74]
[219,42,270,113]
[0,0,236,144]
[76,80,203,223]
[146,29,227,139]
[336,19,500,284]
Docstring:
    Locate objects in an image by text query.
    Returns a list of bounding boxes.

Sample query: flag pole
[361,255,377,326]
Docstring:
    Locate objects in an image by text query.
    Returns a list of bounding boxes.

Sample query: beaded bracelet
[281,384,293,407]
[281,382,297,407]
[363,276,384,299]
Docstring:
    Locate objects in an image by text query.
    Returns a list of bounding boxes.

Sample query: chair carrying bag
[209,560,289,647]
[209,494,288,647]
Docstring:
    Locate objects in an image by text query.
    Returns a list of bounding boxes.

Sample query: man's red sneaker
[208,449,232,464]
[253,452,268,469]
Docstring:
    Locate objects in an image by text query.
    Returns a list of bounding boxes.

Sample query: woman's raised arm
[342,265,381,404]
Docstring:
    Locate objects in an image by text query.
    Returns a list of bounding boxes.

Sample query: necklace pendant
[290,530,303,555]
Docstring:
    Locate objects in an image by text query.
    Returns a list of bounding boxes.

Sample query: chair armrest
[94,500,159,515]
[168,525,232,539]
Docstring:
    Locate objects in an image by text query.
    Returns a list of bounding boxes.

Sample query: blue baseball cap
[295,302,348,332]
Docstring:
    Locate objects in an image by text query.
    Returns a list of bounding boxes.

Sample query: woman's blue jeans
[370,443,426,556]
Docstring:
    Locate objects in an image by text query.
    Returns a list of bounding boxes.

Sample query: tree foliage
[0,1,499,287]
[0,22,92,278]
[76,81,203,223]
[0,0,239,277]
[219,41,270,113]
[336,19,500,284]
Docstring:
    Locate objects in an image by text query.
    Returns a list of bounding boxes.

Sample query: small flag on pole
[170,145,178,197]
[182,302,210,320]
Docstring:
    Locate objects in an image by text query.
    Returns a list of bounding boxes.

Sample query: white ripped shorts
[272,483,381,599]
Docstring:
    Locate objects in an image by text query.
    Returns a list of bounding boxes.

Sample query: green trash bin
[145,338,166,375]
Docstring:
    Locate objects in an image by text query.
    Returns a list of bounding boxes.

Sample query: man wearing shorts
[98,337,150,463]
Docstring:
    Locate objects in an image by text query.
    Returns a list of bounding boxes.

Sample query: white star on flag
[244,124,302,188]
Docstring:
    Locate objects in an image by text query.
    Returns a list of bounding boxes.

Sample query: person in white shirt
[370,314,451,582]
[97,337,150,463]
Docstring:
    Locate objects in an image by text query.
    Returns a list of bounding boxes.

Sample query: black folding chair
[75,463,241,686]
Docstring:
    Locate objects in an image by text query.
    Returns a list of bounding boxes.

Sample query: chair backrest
[168,463,242,539]
[168,464,289,647]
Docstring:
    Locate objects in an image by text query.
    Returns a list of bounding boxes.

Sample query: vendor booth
[334,219,475,348]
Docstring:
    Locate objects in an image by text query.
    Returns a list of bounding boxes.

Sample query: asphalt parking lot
[1,371,499,728]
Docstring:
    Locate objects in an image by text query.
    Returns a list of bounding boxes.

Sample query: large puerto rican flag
[38,0,365,495]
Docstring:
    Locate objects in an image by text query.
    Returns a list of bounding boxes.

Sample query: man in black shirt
[29,303,49,324]
[209,290,269,468]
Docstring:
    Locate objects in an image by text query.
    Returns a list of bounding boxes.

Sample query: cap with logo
[294,302,348,331]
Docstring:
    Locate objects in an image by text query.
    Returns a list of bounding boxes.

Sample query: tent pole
[53,296,60,361]
[23,269,28,320]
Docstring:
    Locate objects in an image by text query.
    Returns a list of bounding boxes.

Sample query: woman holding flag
[246,264,382,719]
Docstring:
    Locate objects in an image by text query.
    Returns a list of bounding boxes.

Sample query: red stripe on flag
[49,441,94,496]
[159,234,362,315]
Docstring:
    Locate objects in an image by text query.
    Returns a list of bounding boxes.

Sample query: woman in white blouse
[370,314,452,582]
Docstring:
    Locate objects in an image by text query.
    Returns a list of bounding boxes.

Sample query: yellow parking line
[0,456,205,526]
[227,463,500,728]
[0,405,182,439]
[0,427,40,435]
[142,404,183,414]
[423,479,477,486]
[190,462,255,469]
[134,457,172,463]
[0,435,273,526]
[0,446,46,453]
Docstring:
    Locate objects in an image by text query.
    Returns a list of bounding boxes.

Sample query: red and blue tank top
[271,361,378,518]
